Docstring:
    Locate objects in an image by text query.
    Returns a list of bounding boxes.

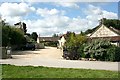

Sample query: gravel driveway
[0,47,119,71]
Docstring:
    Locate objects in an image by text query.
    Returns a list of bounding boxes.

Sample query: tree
[2,25,11,47]
[63,32,87,60]
[1,21,26,47]
[9,27,26,45]
[65,31,75,42]
[52,33,58,37]
[22,22,27,34]
[102,18,120,30]
[31,32,38,41]
[84,18,120,34]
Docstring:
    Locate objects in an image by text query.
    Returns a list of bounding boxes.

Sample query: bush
[84,39,111,61]
[77,44,86,58]
[63,33,87,60]
[106,45,116,61]
[2,25,26,47]
[84,39,120,62]
[107,46,120,61]
[44,41,58,47]
[114,47,120,61]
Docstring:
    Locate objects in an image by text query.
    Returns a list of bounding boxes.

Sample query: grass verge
[2,64,119,78]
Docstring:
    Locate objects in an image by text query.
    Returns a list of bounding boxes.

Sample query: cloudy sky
[0,1,118,36]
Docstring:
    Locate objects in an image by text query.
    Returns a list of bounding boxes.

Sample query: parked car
[21,42,35,51]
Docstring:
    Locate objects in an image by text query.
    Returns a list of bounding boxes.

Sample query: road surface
[0,47,119,71]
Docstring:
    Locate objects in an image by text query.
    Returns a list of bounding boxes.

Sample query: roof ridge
[109,26,120,35]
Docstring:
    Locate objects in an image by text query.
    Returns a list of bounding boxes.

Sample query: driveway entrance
[0,47,119,71]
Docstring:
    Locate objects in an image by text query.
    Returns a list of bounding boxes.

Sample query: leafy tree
[84,18,120,34]
[2,25,11,47]
[31,32,38,41]
[22,22,27,34]
[64,32,87,60]
[102,18,120,30]
[9,27,26,45]
[52,33,58,37]
[1,21,26,47]
[65,31,75,42]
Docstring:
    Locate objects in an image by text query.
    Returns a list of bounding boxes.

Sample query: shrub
[63,33,87,60]
[106,45,116,61]
[84,39,110,60]
[107,46,120,61]
[114,47,120,61]
[84,39,120,62]
[44,41,58,47]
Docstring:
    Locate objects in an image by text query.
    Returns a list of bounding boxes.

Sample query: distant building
[37,35,66,49]
[37,37,59,43]
[58,35,66,49]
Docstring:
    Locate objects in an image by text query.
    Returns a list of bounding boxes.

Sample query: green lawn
[1,64,119,78]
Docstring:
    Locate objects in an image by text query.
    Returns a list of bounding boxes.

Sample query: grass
[1,64,119,78]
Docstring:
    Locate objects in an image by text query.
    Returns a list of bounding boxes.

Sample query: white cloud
[24,15,71,36]
[54,2,79,9]
[0,3,117,36]
[36,8,60,17]
[85,4,117,28]
[23,15,91,36]
[0,2,35,25]
[0,3,35,17]
[85,5,103,15]
[102,10,117,19]
[85,4,117,20]
[22,4,117,36]
[2,16,22,25]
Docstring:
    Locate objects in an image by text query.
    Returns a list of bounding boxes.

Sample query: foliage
[10,27,26,45]
[84,18,120,34]
[65,31,75,42]
[84,39,111,60]
[2,64,118,78]
[52,33,58,37]
[31,32,38,41]
[107,45,120,61]
[2,25,11,47]
[102,18,120,30]
[84,39,120,61]
[1,21,26,47]
[44,41,58,47]
[84,28,97,34]
[22,22,27,34]
[64,32,87,59]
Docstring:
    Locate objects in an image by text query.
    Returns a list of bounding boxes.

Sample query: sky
[0,0,119,37]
